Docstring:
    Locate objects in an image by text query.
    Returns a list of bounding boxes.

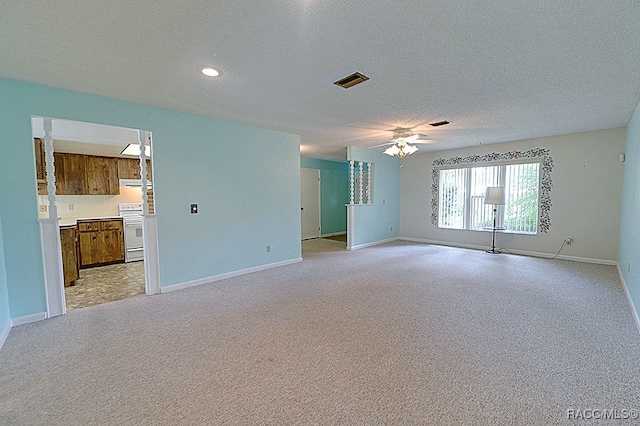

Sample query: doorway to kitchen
[32,117,160,315]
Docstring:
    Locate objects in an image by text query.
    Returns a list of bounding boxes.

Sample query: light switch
[191,204,198,214]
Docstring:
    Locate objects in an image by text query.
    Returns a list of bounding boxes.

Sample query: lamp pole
[486,206,500,254]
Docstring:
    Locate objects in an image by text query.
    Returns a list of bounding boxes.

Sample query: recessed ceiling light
[200,67,221,77]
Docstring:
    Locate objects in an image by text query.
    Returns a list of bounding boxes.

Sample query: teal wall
[0,78,301,319]
[347,146,400,246]
[300,157,349,235]
[618,101,640,317]
[0,211,10,334]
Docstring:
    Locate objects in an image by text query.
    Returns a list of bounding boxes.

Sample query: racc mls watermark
[567,408,638,420]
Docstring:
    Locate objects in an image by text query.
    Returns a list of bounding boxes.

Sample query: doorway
[32,117,160,316]
[300,168,321,240]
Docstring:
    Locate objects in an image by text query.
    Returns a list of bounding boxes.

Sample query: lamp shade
[485,186,505,205]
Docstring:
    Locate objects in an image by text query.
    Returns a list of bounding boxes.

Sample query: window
[438,161,540,234]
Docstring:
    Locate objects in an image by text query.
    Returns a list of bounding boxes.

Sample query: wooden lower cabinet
[60,226,79,287]
[78,219,125,268]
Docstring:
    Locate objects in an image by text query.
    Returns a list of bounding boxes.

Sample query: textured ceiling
[2,1,640,160]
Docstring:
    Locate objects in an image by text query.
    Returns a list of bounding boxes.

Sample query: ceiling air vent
[429,120,450,127]
[333,72,369,89]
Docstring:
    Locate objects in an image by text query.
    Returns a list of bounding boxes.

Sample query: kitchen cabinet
[117,158,153,181]
[53,153,119,195]
[55,153,87,195]
[86,156,119,195]
[60,225,79,287]
[78,219,124,268]
[35,138,48,195]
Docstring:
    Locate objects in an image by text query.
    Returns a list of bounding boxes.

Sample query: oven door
[123,218,144,262]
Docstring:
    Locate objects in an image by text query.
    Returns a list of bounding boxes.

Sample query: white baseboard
[0,320,11,351]
[347,237,399,251]
[161,257,303,294]
[617,264,640,337]
[321,232,346,238]
[399,237,617,265]
[11,312,47,326]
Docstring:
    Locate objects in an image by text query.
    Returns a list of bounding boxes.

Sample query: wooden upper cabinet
[146,159,152,181]
[117,158,152,181]
[35,138,48,195]
[117,158,142,179]
[52,153,119,195]
[55,153,87,195]
[86,156,119,195]
[34,138,46,180]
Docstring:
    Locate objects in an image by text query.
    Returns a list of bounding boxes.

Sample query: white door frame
[300,168,321,240]
[36,117,161,317]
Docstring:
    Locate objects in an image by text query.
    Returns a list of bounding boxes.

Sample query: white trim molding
[321,232,347,238]
[399,237,618,266]
[161,257,303,294]
[11,312,47,326]
[617,264,640,337]
[347,237,399,251]
[0,320,11,351]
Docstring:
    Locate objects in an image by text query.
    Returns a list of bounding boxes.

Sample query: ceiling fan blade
[412,139,439,144]
[370,141,395,148]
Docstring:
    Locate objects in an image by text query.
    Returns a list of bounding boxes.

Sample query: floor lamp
[485,186,505,254]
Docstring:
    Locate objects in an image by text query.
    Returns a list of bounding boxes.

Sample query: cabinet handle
[105,235,109,239]
[92,236,96,240]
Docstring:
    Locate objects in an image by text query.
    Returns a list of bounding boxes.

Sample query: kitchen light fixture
[200,67,221,77]
[121,144,150,157]
[383,138,419,158]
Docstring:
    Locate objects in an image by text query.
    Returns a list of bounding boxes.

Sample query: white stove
[118,203,144,263]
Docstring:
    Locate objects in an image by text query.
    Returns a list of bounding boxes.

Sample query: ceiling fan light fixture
[384,141,418,158]
[384,144,400,156]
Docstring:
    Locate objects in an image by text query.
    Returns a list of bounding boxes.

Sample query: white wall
[400,128,626,262]
[618,101,640,317]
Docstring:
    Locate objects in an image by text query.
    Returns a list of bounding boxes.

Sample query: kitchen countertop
[58,217,122,227]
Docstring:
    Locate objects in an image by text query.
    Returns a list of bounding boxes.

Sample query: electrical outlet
[390,226,393,232]
[629,263,631,272]
[39,205,47,212]
[266,245,271,253]
[68,203,74,211]
[565,237,573,245]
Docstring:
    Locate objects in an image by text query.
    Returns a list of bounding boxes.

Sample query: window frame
[437,159,542,235]
[431,148,553,234]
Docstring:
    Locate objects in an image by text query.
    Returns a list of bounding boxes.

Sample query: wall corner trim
[0,320,11,352]
[617,264,640,337]
[161,257,303,294]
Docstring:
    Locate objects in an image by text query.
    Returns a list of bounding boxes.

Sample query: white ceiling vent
[333,72,369,89]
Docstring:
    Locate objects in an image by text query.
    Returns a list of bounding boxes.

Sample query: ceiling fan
[372,127,439,158]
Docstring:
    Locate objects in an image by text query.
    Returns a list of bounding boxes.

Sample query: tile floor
[65,261,146,311]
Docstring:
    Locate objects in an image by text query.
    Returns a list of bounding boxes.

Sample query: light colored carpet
[1,240,639,425]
